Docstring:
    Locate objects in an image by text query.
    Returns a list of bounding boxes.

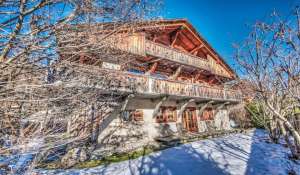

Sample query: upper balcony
[112,34,232,78]
[145,40,210,72]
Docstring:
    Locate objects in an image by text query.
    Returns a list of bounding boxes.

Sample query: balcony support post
[213,102,230,114]
[169,65,182,80]
[148,77,153,93]
[197,100,214,118]
[121,94,135,112]
[177,99,195,119]
[152,96,168,118]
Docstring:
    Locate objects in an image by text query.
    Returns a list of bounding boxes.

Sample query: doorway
[182,107,198,132]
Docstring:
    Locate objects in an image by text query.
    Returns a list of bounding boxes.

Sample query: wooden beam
[214,102,230,114]
[208,75,216,84]
[96,94,135,138]
[168,66,182,80]
[152,96,168,118]
[121,94,135,112]
[194,73,202,82]
[150,22,234,77]
[190,44,203,55]
[171,30,181,47]
[178,99,195,118]
[214,76,222,85]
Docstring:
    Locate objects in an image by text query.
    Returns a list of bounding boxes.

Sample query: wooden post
[190,44,203,55]
[169,66,182,80]
[214,102,230,114]
[171,30,180,47]
[152,96,168,118]
[178,99,195,119]
[96,94,135,142]
[197,100,214,117]
[121,94,135,112]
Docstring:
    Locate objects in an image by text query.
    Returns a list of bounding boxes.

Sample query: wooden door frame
[182,107,198,132]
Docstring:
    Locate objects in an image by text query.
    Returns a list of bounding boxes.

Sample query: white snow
[0,137,44,175]
[36,129,300,175]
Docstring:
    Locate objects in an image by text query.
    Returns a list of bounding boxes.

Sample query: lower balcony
[75,67,242,102]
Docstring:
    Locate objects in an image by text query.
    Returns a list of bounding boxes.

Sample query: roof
[56,19,237,78]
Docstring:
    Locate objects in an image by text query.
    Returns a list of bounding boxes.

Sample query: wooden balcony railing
[113,34,232,78]
[150,78,241,101]
[145,40,210,72]
[81,68,242,102]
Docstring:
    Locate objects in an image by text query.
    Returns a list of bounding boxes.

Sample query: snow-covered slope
[36,129,300,175]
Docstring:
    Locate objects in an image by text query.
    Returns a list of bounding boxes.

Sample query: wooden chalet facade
[57,19,242,150]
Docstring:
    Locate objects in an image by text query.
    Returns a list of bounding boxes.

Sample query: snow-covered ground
[35,129,300,175]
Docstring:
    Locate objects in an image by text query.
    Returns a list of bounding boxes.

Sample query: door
[183,108,198,132]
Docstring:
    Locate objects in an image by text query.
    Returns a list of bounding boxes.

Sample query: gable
[56,19,237,79]
[138,19,236,79]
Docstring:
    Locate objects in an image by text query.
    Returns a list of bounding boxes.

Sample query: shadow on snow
[38,129,297,175]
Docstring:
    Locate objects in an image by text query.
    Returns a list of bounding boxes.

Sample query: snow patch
[35,129,300,175]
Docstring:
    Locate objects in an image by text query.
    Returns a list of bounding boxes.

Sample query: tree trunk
[294,113,300,133]
[90,104,97,144]
[266,102,300,153]
[278,121,299,158]
[283,120,300,153]
[267,114,280,143]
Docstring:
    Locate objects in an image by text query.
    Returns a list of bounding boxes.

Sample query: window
[201,108,214,121]
[121,110,143,122]
[121,111,131,121]
[132,110,143,121]
[156,107,177,123]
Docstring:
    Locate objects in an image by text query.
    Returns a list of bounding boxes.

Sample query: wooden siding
[125,34,146,56]
[145,40,210,72]
[108,34,146,56]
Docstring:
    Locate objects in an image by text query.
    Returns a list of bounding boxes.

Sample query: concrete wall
[96,97,232,153]
[97,116,151,154]
[197,109,230,132]
[143,109,178,138]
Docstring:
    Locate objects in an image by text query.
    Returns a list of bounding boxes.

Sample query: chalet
[56,19,242,151]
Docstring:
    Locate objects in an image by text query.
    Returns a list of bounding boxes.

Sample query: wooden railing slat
[80,68,242,101]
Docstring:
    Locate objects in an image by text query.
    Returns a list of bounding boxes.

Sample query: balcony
[78,68,242,102]
[145,40,210,72]
[112,34,232,78]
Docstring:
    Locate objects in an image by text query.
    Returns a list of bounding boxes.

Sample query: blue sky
[163,0,298,70]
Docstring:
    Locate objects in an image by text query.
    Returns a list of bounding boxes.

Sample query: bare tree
[0,0,162,174]
[235,8,300,158]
